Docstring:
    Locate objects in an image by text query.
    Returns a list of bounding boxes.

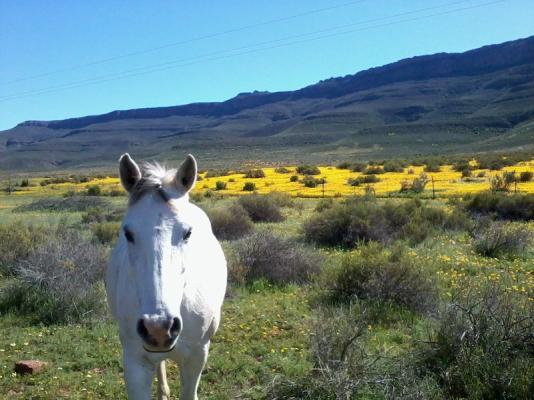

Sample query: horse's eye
[124,228,134,243]
[183,228,192,241]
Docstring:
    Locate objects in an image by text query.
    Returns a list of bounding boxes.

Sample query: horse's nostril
[137,319,149,339]
[170,317,181,336]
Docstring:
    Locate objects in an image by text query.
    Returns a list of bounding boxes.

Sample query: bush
[383,161,404,172]
[243,169,265,178]
[20,179,30,187]
[461,169,472,178]
[351,163,367,172]
[0,228,107,324]
[0,222,48,275]
[274,167,290,174]
[205,169,230,178]
[348,175,380,187]
[206,203,253,241]
[215,181,227,190]
[238,194,285,222]
[91,222,120,244]
[321,243,438,314]
[336,162,351,169]
[424,163,441,172]
[363,166,384,175]
[86,184,102,196]
[519,171,533,182]
[399,173,429,193]
[82,207,123,224]
[315,198,334,212]
[14,196,109,212]
[228,231,322,285]
[304,198,466,248]
[296,165,321,175]
[266,192,294,208]
[419,284,533,399]
[242,182,256,192]
[302,176,320,188]
[473,221,531,258]
[463,192,534,220]
[289,175,299,182]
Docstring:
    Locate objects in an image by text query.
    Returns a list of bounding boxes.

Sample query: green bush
[14,196,109,212]
[266,192,294,208]
[238,194,285,222]
[81,207,123,224]
[91,222,120,244]
[347,175,380,186]
[0,222,48,275]
[0,229,108,324]
[304,198,467,248]
[473,221,531,258]
[215,181,227,190]
[243,169,266,178]
[302,176,321,188]
[20,179,30,187]
[519,171,533,182]
[336,162,351,169]
[315,198,334,212]
[205,169,230,178]
[419,284,533,399]
[228,231,322,285]
[424,163,441,172]
[296,165,321,175]
[399,173,429,193]
[206,203,253,241]
[242,182,256,192]
[363,166,384,175]
[351,163,367,172]
[274,167,290,174]
[86,184,102,196]
[321,243,438,314]
[289,175,299,182]
[463,192,534,220]
[383,161,404,172]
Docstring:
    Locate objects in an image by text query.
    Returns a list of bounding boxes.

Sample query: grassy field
[0,162,532,399]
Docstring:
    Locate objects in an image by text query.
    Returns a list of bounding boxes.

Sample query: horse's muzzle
[137,316,181,352]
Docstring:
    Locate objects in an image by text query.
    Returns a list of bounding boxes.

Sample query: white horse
[106,153,227,400]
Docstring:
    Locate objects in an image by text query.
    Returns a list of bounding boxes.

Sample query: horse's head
[118,153,197,352]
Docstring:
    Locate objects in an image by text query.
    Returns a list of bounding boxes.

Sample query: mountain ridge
[2,35,534,170]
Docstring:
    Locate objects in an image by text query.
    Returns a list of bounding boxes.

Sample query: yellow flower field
[9,160,534,198]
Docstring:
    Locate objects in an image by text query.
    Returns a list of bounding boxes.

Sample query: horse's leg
[123,352,154,400]
[178,343,209,400]
[156,360,171,400]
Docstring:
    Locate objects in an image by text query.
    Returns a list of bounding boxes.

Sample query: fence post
[431,175,435,199]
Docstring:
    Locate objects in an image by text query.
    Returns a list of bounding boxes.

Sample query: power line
[0,0,505,102]
[0,0,370,86]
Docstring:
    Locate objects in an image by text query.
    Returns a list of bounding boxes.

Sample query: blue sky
[1,0,533,130]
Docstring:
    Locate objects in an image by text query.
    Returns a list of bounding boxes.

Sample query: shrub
[304,198,465,248]
[266,192,294,208]
[20,179,30,187]
[206,203,253,241]
[336,162,351,169]
[348,175,380,186]
[519,171,533,182]
[0,229,107,324]
[14,196,109,212]
[407,168,415,175]
[289,175,299,182]
[351,163,367,172]
[321,243,438,314]
[86,184,102,196]
[461,169,472,178]
[238,194,285,222]
[363,166,384,175]
[274,167,290,174]
[0,222,48,275]
[399,173,429,193]
[463,192,534,220]
[228,231,322,285]
[473,221,531,258]
[383,161,404,172]
[302,176,321,188]
[424,163,441,172]
[419,284,533,399]
[215,181,227,190]
[242,182,256,192]
[315,198,334,212]
[243,169,265,178]
[91,222,120,244]
[296,165,321,175]
[477,171,486,178]
[82,207,123,224]
[205,169,230,178]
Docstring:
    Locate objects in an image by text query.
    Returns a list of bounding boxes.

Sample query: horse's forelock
[129,162,178,204]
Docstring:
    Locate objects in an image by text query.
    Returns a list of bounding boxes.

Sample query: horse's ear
[174,154,197,193]
[119,153,142,193]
